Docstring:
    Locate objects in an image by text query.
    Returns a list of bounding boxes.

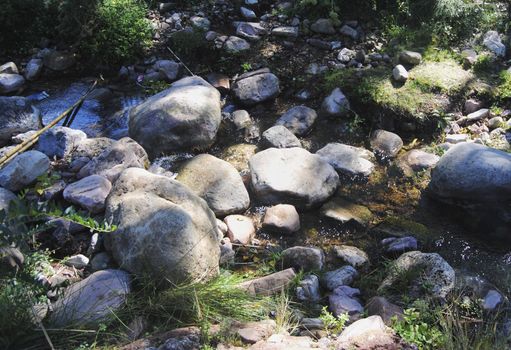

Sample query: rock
[0,246,24,273]
[236,22,267,42]
[0,73,25,94]
[224,36,251,53]
[445,133,469,143]
[249,147,338,209]
[488,116,504,129]
[72,137,115,160]
[260,125,301,149]
[129,76,221,158]
[301,318,324,329]
[220,143,258,173]
[306,63,328,75]
[322,266,358,291]
[232,69,280,105]
[399,51,422,65]
[464,98,484,114]
[153,60,180,82]
[329,286,363,318]
[316,143,375,178]
[206,72,230,91]
[366,297,404,325]
[224,215,255,245]
[78,137,148,182]
[237,320,276,344]
[232,109,252,130]
[65,254,89,269]
[12,130,37,144]
[49,269,131,327]
[483,31,506,57]
[320,197,373,227]
[251,334,315,350]
[90,252,112,271]
[275,106,317,136]
[271,26,299,38]
[311,18,336,34]
[339,25,359,40]
[0,96,41,146]
[379,251,455,299]
[482,290,503,311]
[220,237,235,264]
[176,154,250,216]
[466,108,489,123]
[0,62,18,74]
[370,129,403,159]
[392,64,408,82]
[63,175,112,214]
[281,246,324,272]
[307,38,332,50]
[336,316,400,349]
[190,16,210,31]
[296,274,321,302]
[159,331,200,350]
[381,236,418,255]
[338,48,355,63]
[334,245,369,268]
[396,149,439,176]
[0,187,17,212]
[0,150,50,191]
[240,7,257,20]
[462,49,478,66]
[321,88,350,117]
[25,59,43,81]
[37,126,87,159]
[43,51,76,71]
[262,204,300,233]
[105,168,220,283]
[239,268,296,296]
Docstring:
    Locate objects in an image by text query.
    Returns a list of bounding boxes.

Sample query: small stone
[263,204,300,233]
[272,26,299,38]
[25,59,43,81]
[316,143,374,178]
[232,110,252,130]
[483,31,506,57]
[224,215,255,245]
[43,51,76,71]
[239,268,296,296]
[281,246,324,272]
[321,88,350,117]
[37,126,87,159]
[65,254,89,269]
[275,106,318,136]
[334,245,369,268]
[482,290,503,311]
[392,64,408,82]
[339,25,358,40]
[190,16,210,31]
[396,149,439,176]
[296,274,321,302]
[381,236,418,255]
[260,125,301,149]
[322,266,358,291]
[237,320,276,344]
[224,36,251,53]
[370,129,403,159]
[240,7,257,20]
[445,134,469,144]
[90,252,112,271]
[0,150,50,191]
[329,286,363,318]
[488,116,504,129]
[338,48,355,63]
[63,175,112,214]
[320,197,373,227]
[0,73,25,94]
[0,62,19,74]
[399,51,422,65]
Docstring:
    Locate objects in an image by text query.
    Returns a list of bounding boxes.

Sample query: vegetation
[319,306,349,335]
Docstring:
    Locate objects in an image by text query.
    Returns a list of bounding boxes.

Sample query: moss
[378,216,430,238]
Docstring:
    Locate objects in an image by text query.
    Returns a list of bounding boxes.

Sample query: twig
[166,46,195,76]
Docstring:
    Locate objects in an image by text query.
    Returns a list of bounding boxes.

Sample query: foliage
[392,306,445,349]
[495,70,511,102]
[170,28,208,59]
[473,53,496,74]
[319,306,349,335]
[143,80,171,95]
[241,62,253,73]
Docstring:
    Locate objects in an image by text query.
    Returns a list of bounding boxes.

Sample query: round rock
[232,68,280,106]
[262,204,300,233]
[275,106,318,136]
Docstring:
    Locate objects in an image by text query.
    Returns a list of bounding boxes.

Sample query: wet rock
[399,51,422,65]
[0,150,50,191]
[322,266,358,291]
[329,286,363,319]
[64,175,112,214]
[105,168,220,283]
[260,125,301,149]
[296,274,321,302]
[37,126,87,159]
[281,246,324,272]
[224,36,251,53]
[249,147,338,209]
[65,254,89,269]
[320,197,373,227]
[316,143,375,177]
[0,73,25,94]
[381,236,418,255]
[275,106,317,136]
[129,76,221,158]
[176,154,250,216]
[43,51,76,71]
[262,204,300,233]
[25,59,43,81]
[366,296,404,325]
[321,88,350,117]
[0,187,17,212]
[370,129,403,159]
[49,269,130,327]
[392,64,408,82]
[78,137,148,182]
[311,18,336,34]
[334,245,369,268]
[396,149,439,176]
[379,251,455,299]
[224,215,255,245]
[239,268,296,296]
[232,68,280,105]
[271,26,299,38]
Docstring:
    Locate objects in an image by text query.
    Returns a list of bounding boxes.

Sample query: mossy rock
[373,216,430,240]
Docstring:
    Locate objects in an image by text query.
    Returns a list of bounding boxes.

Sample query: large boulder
[249,147,338,209]
[77,137,148,182]
[232,68,280,105]
[129,76,222,158]
[0,151,50,191]
[37,126,87,159]
[49,269,131,327]
[176,154,250,216]
[0,96,41,146]
[105,168,220,283]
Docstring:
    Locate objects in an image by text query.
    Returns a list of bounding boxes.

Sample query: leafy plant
[392,307,445,350]
[241,62,252,73]
[319,306,349,335]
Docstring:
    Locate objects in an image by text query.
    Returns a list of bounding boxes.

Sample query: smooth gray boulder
[105,168,220,283]
[275,106,318,136]
[321,88,350,117]
[176,154,250,216]
[232,69,280,105]
[37,126,87,159]
[63,175,112,214]
[0,96,41,146]
[260,125,301,149]
[316,143,375,177]
[399,50,422,65]
[370,129,403,159]
[129,76,222,158]
[49,269,131,327]
[0,73,25,94]
[0,151,50,191]
[249,147,338,209]
[77,137,148,182]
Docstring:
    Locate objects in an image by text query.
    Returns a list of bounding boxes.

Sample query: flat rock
[334,245,369,268]
[232,69,280,105]
[316,143,374,177]
[275,106,317,136]
[239,268,296,296]
[322,266,358,291]
[320,197,372,227]
[396,149,439,176]
[63,175,112,214]
[0,150,50,191]
[260,125,301,149]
